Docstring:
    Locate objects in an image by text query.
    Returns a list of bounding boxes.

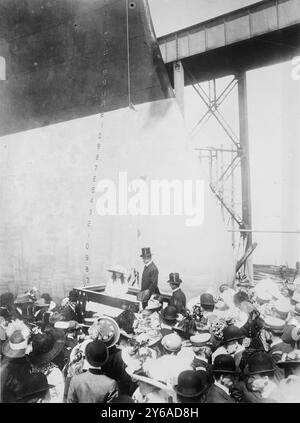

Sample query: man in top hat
[139,247,159,309]
[67,339,118,403]
[61,290,83,323]
[13,294,34,321]
[167,273,186,315]
[205,354,239,403]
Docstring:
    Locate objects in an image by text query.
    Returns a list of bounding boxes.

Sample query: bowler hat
[140,247,152,258]
[200,293,214,307]
[28,328,66,365]
[212,354,239,374]
[85,339,109,367]
[167,273,182,286]
[175,370,208,398]
[245,351,274,375]
[161,305,178,322]
[222,325,244,344]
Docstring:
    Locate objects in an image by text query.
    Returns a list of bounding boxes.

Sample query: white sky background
[148,0,300,266]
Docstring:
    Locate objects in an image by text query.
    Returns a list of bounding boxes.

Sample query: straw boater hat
[125,367,174,392]
[190,332,213,348]
[272,300,291,319]
[28,328,66,365]
[263,316,285,335]
[2,320,31,359]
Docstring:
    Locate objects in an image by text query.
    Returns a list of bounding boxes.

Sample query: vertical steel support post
[173,60,185,116]
[237,71,253,279]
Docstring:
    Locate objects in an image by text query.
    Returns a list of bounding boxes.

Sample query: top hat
[88,316,120,348]
[200,293,215,307]
[85,339,109,367]
[28,328,66,365]
[140,247,152,258]
[245,351,274,375]
[175,370,209,398]
[167,273,182,286]
[68,290,79,302]
[222,325,244,344]
[161,305,178,322]
[212,354,240,374]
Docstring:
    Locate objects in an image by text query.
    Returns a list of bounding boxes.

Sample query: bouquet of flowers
[210,318,227,339]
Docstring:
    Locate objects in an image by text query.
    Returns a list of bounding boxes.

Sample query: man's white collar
[214,380,230,396]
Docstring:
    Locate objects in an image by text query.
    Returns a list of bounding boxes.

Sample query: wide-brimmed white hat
[107,264,127,275]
